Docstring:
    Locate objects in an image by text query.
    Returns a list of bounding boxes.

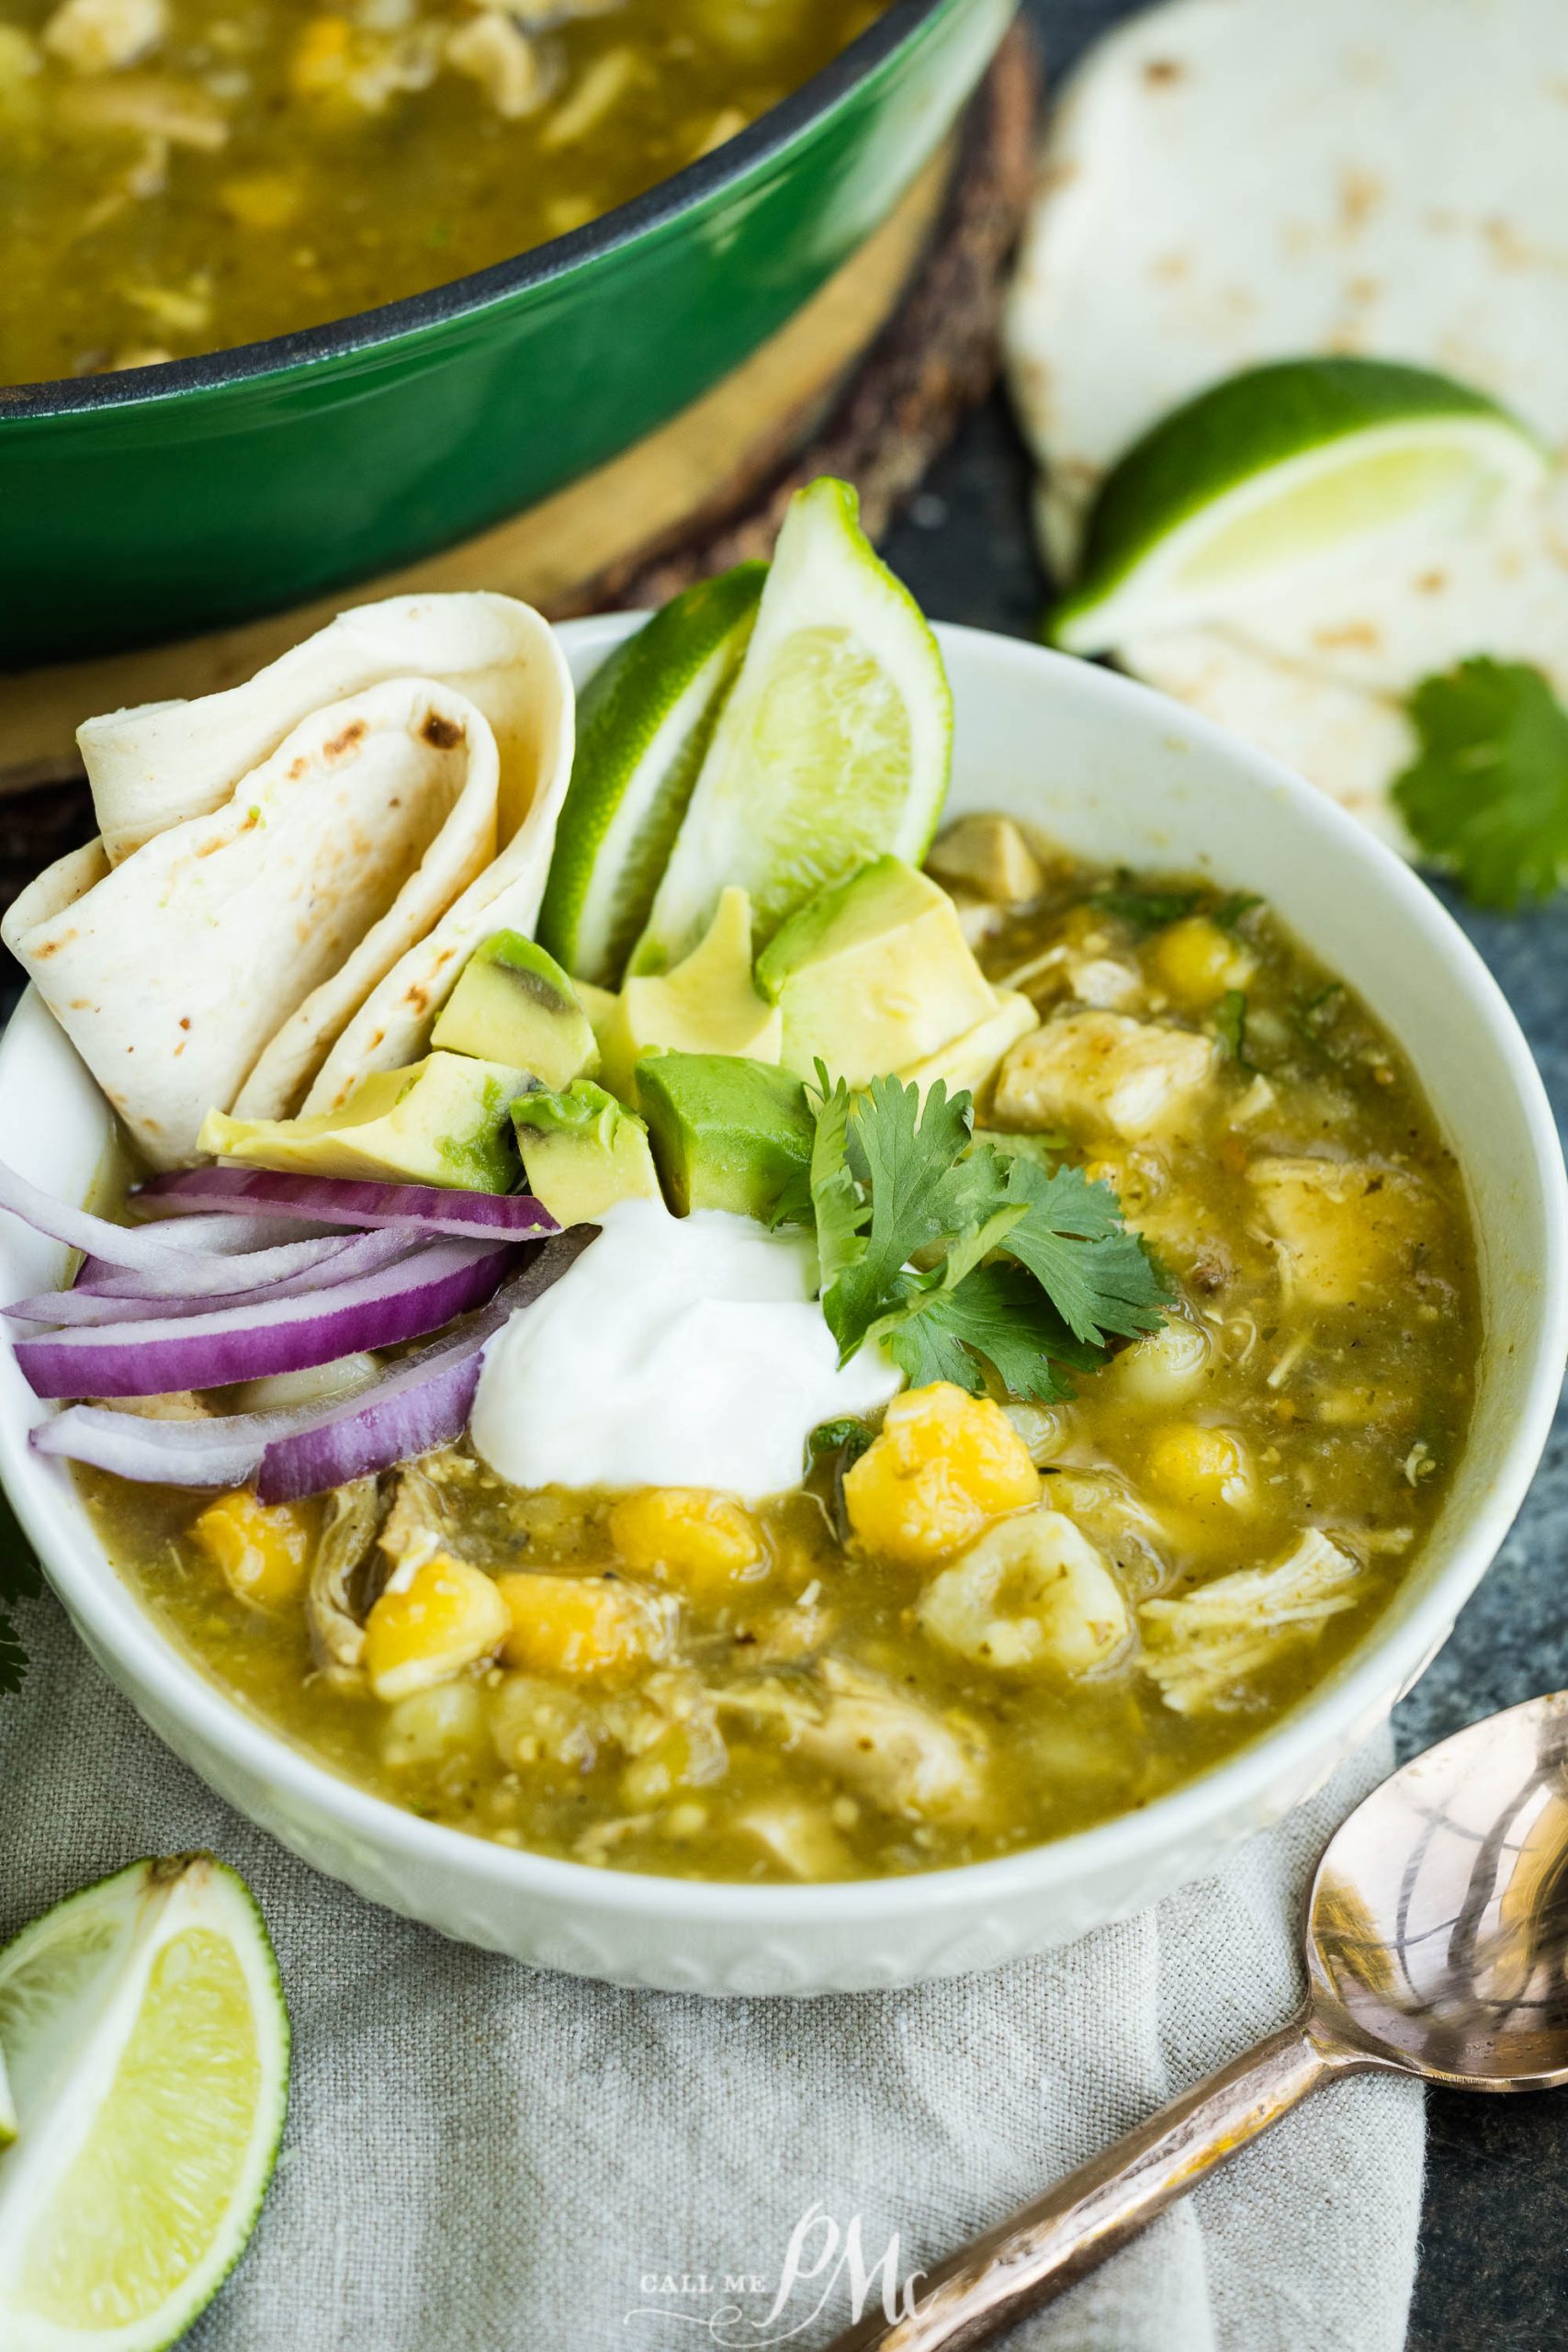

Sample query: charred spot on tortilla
[323,720,367,763]
[420,712,466,752]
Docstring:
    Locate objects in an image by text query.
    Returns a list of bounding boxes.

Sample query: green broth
[79,842,1479,1883]
[0,0,884,383]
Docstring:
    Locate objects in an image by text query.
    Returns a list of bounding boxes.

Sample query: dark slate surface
[886,6,1568,2335]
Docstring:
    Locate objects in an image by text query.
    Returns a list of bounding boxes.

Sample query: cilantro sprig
[1393,658,1568,909]
[0,1487,41,1698]
[800,1069,1171,1405]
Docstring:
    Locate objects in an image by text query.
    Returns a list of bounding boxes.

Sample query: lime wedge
[0,2047,15,2149]
[0,1853,288,2352]
[1050,358,1549,655]
[537,562,766,987]
[628,477,953,973]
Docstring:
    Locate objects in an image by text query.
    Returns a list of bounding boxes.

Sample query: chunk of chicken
[306,1477,383,1679]
[379,1456,465,1581]
[1140,1530,1361,1713]
[42,0,164,74]
[926,815,1043,905]
[797,1661,988,1825]
[994,1011,1217,1140]
[739,1799,854,1882]
[446,11,544,117]
[1248,1157,1436,1307]
[917,1509,1132,1676]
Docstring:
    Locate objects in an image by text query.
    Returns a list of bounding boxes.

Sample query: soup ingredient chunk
[598,887,780,1097]
[363,1554,510,1700]
[795,1660,989,1825]
[756,854,998,1086]
[636,1053,814,1221]
[993,1010,1217,1140]
[41,0,165,74]
[201,1052,533,1193]
[430,930,599,1089]
[1249,1157,1436,1307]
[193,1489,310,1609]
[512,1080,661,1225]
[470,1196,899,1497]
[1140,1531,1362,1713]
[609,1487,761,1591]
[496,1574,674,1679]
[917,1507,1132,1674]
[842,1383,1039,1566]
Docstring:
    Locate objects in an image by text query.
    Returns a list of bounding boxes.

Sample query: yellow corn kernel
[289,15,350,97]
[608,1487,761,1592]
[363,1554,509,1702]
[218,172,301,231]
[1145,1423,1250,1511]
[1151,917,1253,1009]
[496,1573,660,1680]
[843,1383,1039,1566]
[193,1490,310,1611]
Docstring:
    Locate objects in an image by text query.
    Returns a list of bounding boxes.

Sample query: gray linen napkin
[2,1583,1422,2352]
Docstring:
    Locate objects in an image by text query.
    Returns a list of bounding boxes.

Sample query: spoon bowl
[835,1692,1568,2351]
[1309,1690,1568,2091]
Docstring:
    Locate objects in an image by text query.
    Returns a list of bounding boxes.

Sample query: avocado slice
[598,886,782,1102]
[512,1080,662,1226]
[755,855,998,1088]
[896,990,1038,1105]
[432,931,599,1091]
[200,1053,531,1192]
[637,1052,813,1219]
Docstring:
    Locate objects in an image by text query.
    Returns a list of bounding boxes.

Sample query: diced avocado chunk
[598,887,782,1102]
[199,1053,530,1192]
[755,855,998,1087]
[432,930,599,1091]
[512,1080,662,1227]
[897,989,1038,1104]
[637,1052,813,1219]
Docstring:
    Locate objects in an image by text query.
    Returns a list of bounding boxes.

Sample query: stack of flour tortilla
[1005,0,1568,851]
[3,596,572,1168]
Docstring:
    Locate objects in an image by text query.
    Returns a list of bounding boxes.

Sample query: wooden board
[0,23,1038,879]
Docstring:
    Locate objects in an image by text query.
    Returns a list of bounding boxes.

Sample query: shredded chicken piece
[306,1478,384,1680]
[739,1799,853,1882]
[378,1456,465,1583]
[58,72,228,146]
[917,1509,1132,1676]
[446,11,545,118]
[799,1661,989,1825]
[1140,1531,1362,1713]
[995,1009,1216,1140]
[43,0,165,75]
[539,43,634,147]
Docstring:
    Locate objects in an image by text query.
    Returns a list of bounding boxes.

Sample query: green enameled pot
[0,0,1016,669]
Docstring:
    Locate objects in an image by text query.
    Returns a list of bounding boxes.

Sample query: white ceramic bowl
[3,620,1564,1996]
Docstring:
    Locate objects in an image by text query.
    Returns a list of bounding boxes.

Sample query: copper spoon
[829,1690,1568,2352]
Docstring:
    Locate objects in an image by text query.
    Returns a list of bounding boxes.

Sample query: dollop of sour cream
[470,1197,902,1499]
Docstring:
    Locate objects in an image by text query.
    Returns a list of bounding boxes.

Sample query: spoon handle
[827,2014,1362,2352]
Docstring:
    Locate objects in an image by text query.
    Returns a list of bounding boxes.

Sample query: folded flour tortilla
[1004,0,1568,835]
[4,595,572,1167]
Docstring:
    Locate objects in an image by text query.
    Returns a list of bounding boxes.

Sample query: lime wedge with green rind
[0,1853,288,2352]
[1050,357,1550,655]
[628,477,953,975]
[537,562,766,987]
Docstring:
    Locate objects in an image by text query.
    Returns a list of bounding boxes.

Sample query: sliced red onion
[141,1167,558,1242]
[15,1239,519,1400]
[6,1227,417,1329]
[32,1232,595,1496]
[0,1158,328,1277]
[72,1230,376,1302]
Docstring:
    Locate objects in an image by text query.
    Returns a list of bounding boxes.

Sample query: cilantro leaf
[819,1077,1009,1360]
[1089,880,1203,932]
[879,1262,1087,1403]
[0,1487,41,1698]
[807,1069,869,1290]
[1214,989,1252,1067]
[1393,658,1568,909]
[999,1158,1172,1346]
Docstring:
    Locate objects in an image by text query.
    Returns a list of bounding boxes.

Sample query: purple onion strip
[15,1239,520,1399]
[31,1232,595,1497]
[6,1227,418,1329]
[140,1166,558,1242]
